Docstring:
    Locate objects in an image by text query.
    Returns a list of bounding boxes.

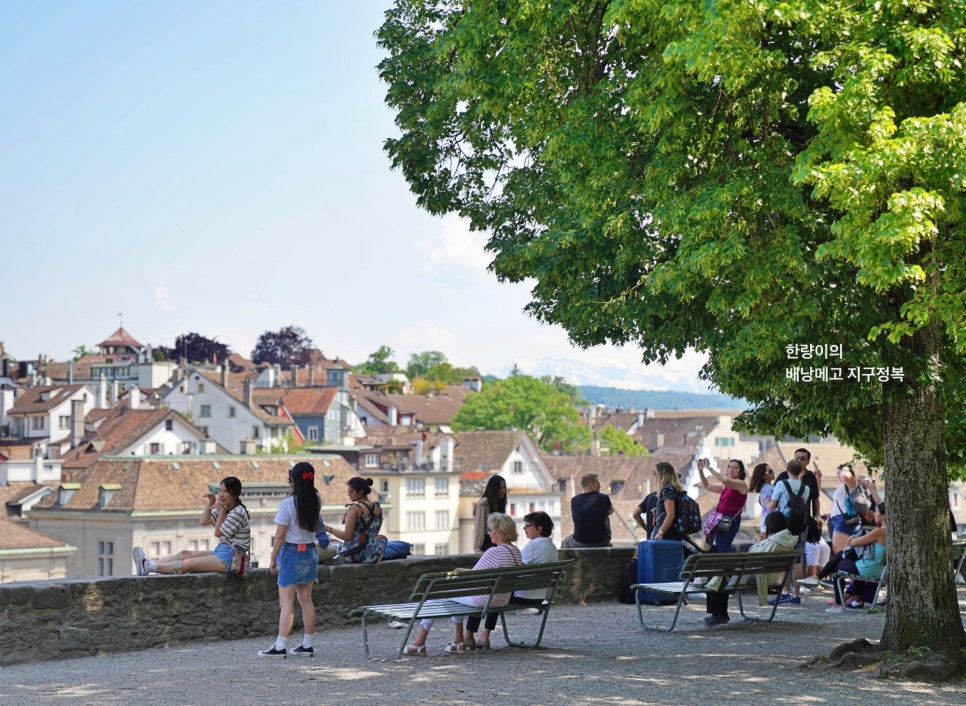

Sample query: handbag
[229,546,249,576]
[704,509,724,543]
[316,515,330,548]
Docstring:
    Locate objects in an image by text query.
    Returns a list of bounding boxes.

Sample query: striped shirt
[217,504,251,552]
[469,544,523,608]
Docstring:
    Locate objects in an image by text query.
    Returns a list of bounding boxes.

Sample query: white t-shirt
[519,536,559,600]
[273,495,316,545]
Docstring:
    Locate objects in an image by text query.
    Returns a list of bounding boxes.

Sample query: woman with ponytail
[258,461,322,658]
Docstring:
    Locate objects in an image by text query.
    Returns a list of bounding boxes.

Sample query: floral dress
[336,501,385,564]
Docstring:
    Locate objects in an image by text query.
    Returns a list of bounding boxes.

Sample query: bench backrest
[680,551,801,587]
[410,561,572,602]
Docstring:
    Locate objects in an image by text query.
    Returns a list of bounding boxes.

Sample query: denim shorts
[212,543,233,570]
[830,514,861,536]
[277,542,318,587]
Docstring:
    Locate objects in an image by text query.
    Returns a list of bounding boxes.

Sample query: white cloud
[423,214,491,276]
[153,286,173,311]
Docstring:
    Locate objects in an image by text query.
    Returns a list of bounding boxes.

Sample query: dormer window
[99,484,121,508]
[59,483,81,506]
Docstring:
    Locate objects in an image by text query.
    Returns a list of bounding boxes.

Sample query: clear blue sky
[0,1,709,392]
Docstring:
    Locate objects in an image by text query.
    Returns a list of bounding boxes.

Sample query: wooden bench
[630,551,801,632]
[351,560,572,659]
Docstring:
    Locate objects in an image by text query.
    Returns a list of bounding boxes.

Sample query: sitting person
[134,476,250,575]
[561,473,613,548]
[816,501,887,613]
[704,510,798,626]
[403,512,523,655]
[463,511,559,649]
[325,477,384,564]
[803,515,832,588]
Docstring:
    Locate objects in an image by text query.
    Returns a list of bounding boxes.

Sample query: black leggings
[465,596,544,633]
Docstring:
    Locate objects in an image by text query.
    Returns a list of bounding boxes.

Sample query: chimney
[388,405,398,426]
[199,438,216,454]
[653,432,665,449]
[240,438,256,455]
[112,380,120,406]
[71,398,85,448]
[68,360,74,384]
[273,364,282,386]
[99,374,108,409]
[243,380,253,409]
[130,387,140,410]
[221,364,228,388]
[308,365,315,386]
[291,366,298,387]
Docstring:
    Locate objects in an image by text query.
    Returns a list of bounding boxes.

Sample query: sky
[0,1,711,393]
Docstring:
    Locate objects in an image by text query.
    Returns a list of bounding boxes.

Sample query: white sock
[274,635,287,651]
[302,634,314,649]
[145,559,157,573]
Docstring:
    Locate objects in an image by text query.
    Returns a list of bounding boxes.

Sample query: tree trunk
[880,321,966,655]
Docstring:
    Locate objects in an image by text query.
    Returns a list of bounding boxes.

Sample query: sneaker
[133,547,148,576]
[786,595,802,606]
[522,607,542,615]
[798,586,812,594]
[290,646,314,657]
[819,579,835,590]
[257,646,287,658]
[767,593,791,606]
[703,614,730,627]
[846,599,865,610]
[825,605,844,614]
[797,576,819,588]
[387,620,406,629]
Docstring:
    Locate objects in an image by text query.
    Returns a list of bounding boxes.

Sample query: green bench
[631,550,801,632]
[352,560,572,659]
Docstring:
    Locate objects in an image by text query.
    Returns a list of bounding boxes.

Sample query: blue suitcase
[636,539,684,605]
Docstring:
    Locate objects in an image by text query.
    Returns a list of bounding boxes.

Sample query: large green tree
[379,0,966,666]
[452,375,590,452]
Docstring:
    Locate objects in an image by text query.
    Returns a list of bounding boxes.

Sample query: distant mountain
[578,385,747,411]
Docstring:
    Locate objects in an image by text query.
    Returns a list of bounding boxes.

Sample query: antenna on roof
[118,312,123,329]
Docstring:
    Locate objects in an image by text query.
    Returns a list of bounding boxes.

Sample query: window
[364,453,379,468]
[59,415,71,430]
[411,543,425,555]
[188,539,210,551]
[307,426,319,441]
[198,426,208,438]
[381,480,390,494]
[252,426,260,439]
[434,478,449,498]
[513,460,523,474]
[405,478,425,498]
[228,406,236,418]
[406,512,426,531]
[435,544,449,555]
[32,416,45,430]
[165,419,173,431]
[197,383,205,392]
[97,541,114,577]
[435,510,450,530]
[200,405,211,418]
[150,442,162,454]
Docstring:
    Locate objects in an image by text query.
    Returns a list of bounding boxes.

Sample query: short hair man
[561,474,614,548]
[776,447,821,518]
[766,458,812,604]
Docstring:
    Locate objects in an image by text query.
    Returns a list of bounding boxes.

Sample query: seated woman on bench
[403,512,523,655]
[462,510,559,649]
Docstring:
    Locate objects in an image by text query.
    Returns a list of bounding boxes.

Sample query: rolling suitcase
[636,539,684,605]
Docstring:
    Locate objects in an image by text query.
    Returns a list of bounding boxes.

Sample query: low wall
[0,548,631,665]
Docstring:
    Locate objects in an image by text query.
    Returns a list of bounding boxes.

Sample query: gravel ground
[3,587,965,706]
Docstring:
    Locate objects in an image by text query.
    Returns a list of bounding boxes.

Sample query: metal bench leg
[635,589,686,632]
[362,611,371,661]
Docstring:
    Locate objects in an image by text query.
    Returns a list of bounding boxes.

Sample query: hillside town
[1,328,962,584]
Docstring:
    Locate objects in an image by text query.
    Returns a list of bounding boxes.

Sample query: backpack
[782,479,809,534]
[618,558,638,604]
[675,492,702,535]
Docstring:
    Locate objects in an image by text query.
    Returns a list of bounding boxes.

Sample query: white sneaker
[133,547,148,576]
[797,576,820,588]
[522,607,542,615]
[825,605,844,614]
[799,586,812,594]
[387,620,406,629]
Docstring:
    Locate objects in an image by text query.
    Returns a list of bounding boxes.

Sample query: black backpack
[618,558,638,604]
[782,479,809,534]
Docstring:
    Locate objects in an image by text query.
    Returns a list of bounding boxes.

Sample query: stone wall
[0,548,631,665]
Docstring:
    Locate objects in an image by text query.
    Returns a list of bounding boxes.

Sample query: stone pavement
[2,587,965,706]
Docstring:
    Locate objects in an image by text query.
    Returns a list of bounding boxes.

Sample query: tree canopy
[598,424,648,457]
[451,375,590,453]
[355,345,402,375]
[379,0,966,663]
[251,326,315,367]
[171,333,230,365]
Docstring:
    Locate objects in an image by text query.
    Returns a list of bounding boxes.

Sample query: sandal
[464,635,477,650]
[444,642,467,653]
[403,644,426,656]
[475,638,490,650]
